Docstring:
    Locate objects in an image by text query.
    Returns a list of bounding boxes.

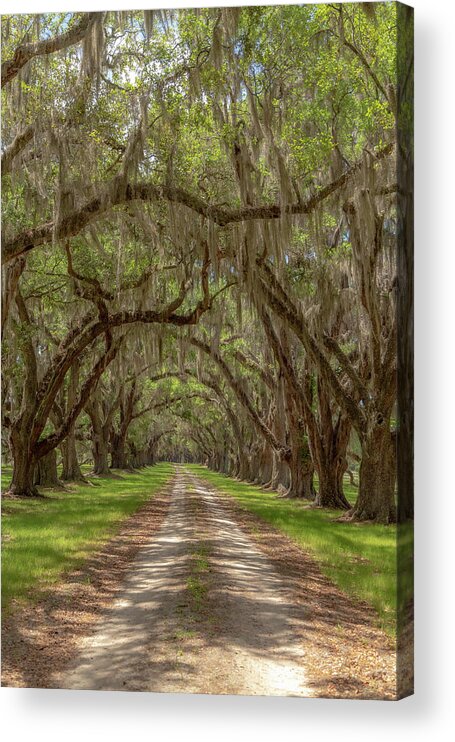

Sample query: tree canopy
[1,4,412,524]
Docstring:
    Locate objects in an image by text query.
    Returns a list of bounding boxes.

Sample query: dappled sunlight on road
[61,466,311,696]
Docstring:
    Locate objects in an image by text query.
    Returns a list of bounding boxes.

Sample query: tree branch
[2,13,101,87]
[257,260,366,435]
[322,334,369,401]
[2,143,393,264]
[35,340,120,458]
[190,337,289,458]
[1,124,35,176]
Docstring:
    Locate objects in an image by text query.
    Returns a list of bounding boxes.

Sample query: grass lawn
[1,463,173,614]
[188,465,413,636]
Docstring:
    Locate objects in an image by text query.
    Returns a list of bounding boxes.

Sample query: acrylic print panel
[1,2,414,699]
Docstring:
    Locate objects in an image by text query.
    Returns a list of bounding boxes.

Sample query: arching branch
[190,337,289,458]
[2,13,101,87]
[35,340,120,459]
[257,259,366,435]
[1,124,35,176]
[2,143,393,264]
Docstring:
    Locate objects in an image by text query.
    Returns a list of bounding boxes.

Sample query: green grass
[1,461,413,637]
[188,465,412,637]
[1,463,173,614]
[187,542,210,611]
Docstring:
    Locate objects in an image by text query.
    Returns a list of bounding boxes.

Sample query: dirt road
[61,467,311,696]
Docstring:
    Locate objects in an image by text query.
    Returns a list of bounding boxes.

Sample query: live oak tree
[1,5,411,523]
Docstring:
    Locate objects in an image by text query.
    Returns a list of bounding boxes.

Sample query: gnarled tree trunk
[8,424,38,497]
[313,438,352,509]
[287,449,315,499]
[352,423,397,523]
[34,449,61,488]
[315,465,350,509]
[93,432,110,475]
[267,452,290,491]
[60,360,84,481]
[110,430,129,469]
[61,432,84,481]
[87,404,111,475]
[237,451,251,481]
[254,440,274,486]
[285,415,315,499]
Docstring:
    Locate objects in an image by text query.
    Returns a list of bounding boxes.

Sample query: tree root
[3,489,48,499]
